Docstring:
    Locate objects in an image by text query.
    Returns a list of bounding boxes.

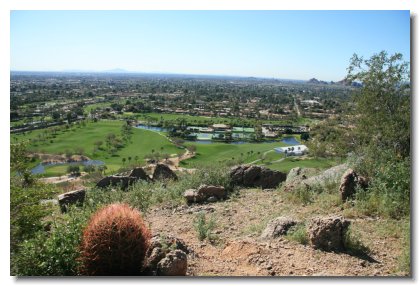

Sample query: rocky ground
[145,188,408,276]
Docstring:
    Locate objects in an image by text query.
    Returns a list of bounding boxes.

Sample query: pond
[31,160,105,175]
[281,136,300,146]
[135,124,168,132]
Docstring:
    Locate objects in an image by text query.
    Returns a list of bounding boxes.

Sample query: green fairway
[13,120,184,175]
[180,141,288,167]
[181,138,338,173]
[12,119,325,176]
[261,157,339,173]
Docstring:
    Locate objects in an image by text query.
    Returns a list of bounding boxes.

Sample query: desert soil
[145,188,407,277]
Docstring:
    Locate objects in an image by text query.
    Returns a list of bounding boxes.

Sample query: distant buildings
[274,145,308,156]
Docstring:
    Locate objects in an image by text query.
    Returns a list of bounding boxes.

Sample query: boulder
[157,250,188,276]
[184,185,226,204]
[260,217,298,239]
[96,175,137,189]
[339,169,368,202]
[197,185,226,199]
[286,167,311,183]
[129,167,151,181]
[230,165,286,189]
[58,189,85,213]
[144,235,190,276]
[308,216,350,252]
[153,164,178,181]
[184,189,200,204]
[283,164,348,192]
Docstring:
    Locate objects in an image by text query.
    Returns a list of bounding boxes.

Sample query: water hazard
[31,160,105,175]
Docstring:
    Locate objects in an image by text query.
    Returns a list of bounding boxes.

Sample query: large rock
[58,189,85,213]
[230,165,286,189]
[260,217,298,239]
[153,164,178,181]
[339,169,368,202]
[184,185,226,204]
[157,250,188,276]
[285,167,317,183]
[283,164,348,192]
[129,167,151,181]
[96,167,153,189]
[96,175,137,189]
[144,235,190,276]
[308,216,350,252]
[197,184,226,200]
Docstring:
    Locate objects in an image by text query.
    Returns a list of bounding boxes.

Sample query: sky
[10,10,410,81]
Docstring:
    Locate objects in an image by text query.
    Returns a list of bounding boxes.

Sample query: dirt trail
[146,188,406,276]
[39,173,86,185]
[157,150,196,173]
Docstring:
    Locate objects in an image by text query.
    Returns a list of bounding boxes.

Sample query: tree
[347,51,410,158]
[67,165,81,177]
[300,133,310,141]
[346,51,410,218]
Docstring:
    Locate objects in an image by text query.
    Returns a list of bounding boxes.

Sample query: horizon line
[10,69,337,82]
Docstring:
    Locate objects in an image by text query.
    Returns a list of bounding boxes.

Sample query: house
[274,145,308,156]
[212,123,230,131]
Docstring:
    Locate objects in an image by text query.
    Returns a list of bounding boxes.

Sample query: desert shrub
[343,225,371,258]
[285,184,317,206]
[10,182,58,254]
[284,223,309,245]
[78,203,151,276]
[12,209,87,276]
[126,163,233,212]
[194,212,217,242]
[83,165,96,173]
[67,165,81,176]
[398,220,411,274]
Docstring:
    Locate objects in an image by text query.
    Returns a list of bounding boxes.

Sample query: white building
[274,145,308,156]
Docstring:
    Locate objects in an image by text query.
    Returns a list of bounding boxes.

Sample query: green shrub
[398,220,410,274]
[343,225,370,258]
[194,212,217,242]
[284,223,309,245]
[10,182,58,253]
[285,184,316,205]
[12,209,87,276]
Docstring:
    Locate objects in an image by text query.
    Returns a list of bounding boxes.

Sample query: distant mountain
[335,78,362,87]
[307,78,328,85]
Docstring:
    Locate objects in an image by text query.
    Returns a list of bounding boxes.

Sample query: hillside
[10,161,409,276]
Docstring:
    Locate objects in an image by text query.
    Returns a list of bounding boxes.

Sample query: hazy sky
[10,10,410,81]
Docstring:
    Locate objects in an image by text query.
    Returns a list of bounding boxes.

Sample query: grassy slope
[12,120,184,174]
[181,141,287,167]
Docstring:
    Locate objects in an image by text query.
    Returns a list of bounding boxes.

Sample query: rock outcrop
[129,167,151,181]
[153,163,178,181]
[308,216,350,252]
[260,217,298,239]
[230,165,287,189]
[339,169,368,202]
[96,175,138,189]
[96,167,151,189]
[157,250,188,276]
[283,164,348,192]
[144,235,190,276]
[184,185,226,204]
[58,189,86,213]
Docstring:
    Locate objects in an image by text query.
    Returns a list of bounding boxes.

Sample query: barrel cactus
[79,203,151,275]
